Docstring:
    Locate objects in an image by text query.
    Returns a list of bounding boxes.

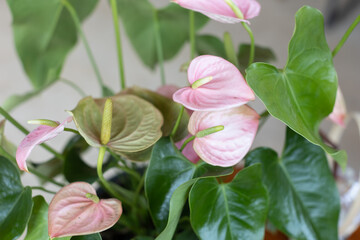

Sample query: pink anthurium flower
[173,55,255,111]
[188,105,259,167]
[175,134,200,164]
[173,0,261,24]
[16,117,72,172]
[48,182,122,238]
[329,88,347,127]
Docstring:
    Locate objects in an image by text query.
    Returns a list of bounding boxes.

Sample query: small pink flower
[175,134,200,164]
[48,182,122,238]
[188,105,259,167]
[173,0,261,24]
[173,55,255,111]
[16,117,72,172]
[329,88,347,127]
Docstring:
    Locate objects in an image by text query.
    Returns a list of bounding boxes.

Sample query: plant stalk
[241,22,255,66]
[153,10,166,85]
[332,14,360,57]
[110,0,126,90]
[62,0,108,96]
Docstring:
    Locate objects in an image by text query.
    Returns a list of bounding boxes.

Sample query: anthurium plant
[1,0,359,239]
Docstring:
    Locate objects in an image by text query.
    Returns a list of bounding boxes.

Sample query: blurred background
[0,0,359,198]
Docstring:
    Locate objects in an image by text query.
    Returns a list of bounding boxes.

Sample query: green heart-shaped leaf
[7,0,98,89]
[116,0,208,69]
[189,164,268,240]
[245,128,340,240]
[196,35,227,59]
[69,95,163,159]
[145,137,232,231]
[246,6,346,168]
[0,156,33,240]
[122,86,189,142]
[63,136,98,183]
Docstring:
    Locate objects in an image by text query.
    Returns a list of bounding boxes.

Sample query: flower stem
[241,22,255,66]
[153,9,166,85]
[224,32,240,68]
[28,166,65,187]
[332,14,360,58]
[180,135,195,152]
[97,146,129,204]
[171,106,185,138]
[189,10,196,59]
[0,107,64,161]
[62,0,108,96]
[31,186,57,195]
[110,0,126,90]
[60,78,86,97]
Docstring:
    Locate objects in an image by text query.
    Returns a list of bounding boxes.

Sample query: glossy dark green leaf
[7,0,98,89]
[63,136,97,183]
[0,156,33,240]
[246,6,347,168]
[69,95,163,159]
[145,137,232,231]
[156,179,196,240]
[122,86,189,142]
[195,35,226,58]
[24,196,48,240]
[72,233,102,240]
[116,0,208,69]
[237,44,276,70]
[189,164,268,240]
[245,128,340,240]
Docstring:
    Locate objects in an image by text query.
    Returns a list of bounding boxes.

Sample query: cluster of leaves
[0,0,352,239]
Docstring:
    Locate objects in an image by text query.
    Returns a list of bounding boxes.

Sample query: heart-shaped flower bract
[16,117,72,172]
[329,88,347,126]
[188,105,259,166]
[173,55,255,111]
[173,0,261,24]
[48,182,122,238]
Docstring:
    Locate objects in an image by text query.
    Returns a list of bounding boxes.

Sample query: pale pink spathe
[173,0,261,24]
[329,88,347,127]
[48,182,122,238]
[16,117,72,172]
[173,55,255,111]
[188,105,259,167]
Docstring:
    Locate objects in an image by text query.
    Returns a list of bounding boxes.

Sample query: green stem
[171,106,185,138]
[62,0,107,95]
[110,0,126,90]
[116,163,141,181]
[180,135,195,152]
[107,148,128,167]
[241,22,255,66]
[223,32,240,68]
[28,166,65,187]
[258,110,270,131]
[60,78,86,97]
[97,146,129,204]
[31,186,57,195]
[0,107,64,161]
[64,128,79,135]
[332,14,360,57]
[189,10,196,59]
[153,9,166,85]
